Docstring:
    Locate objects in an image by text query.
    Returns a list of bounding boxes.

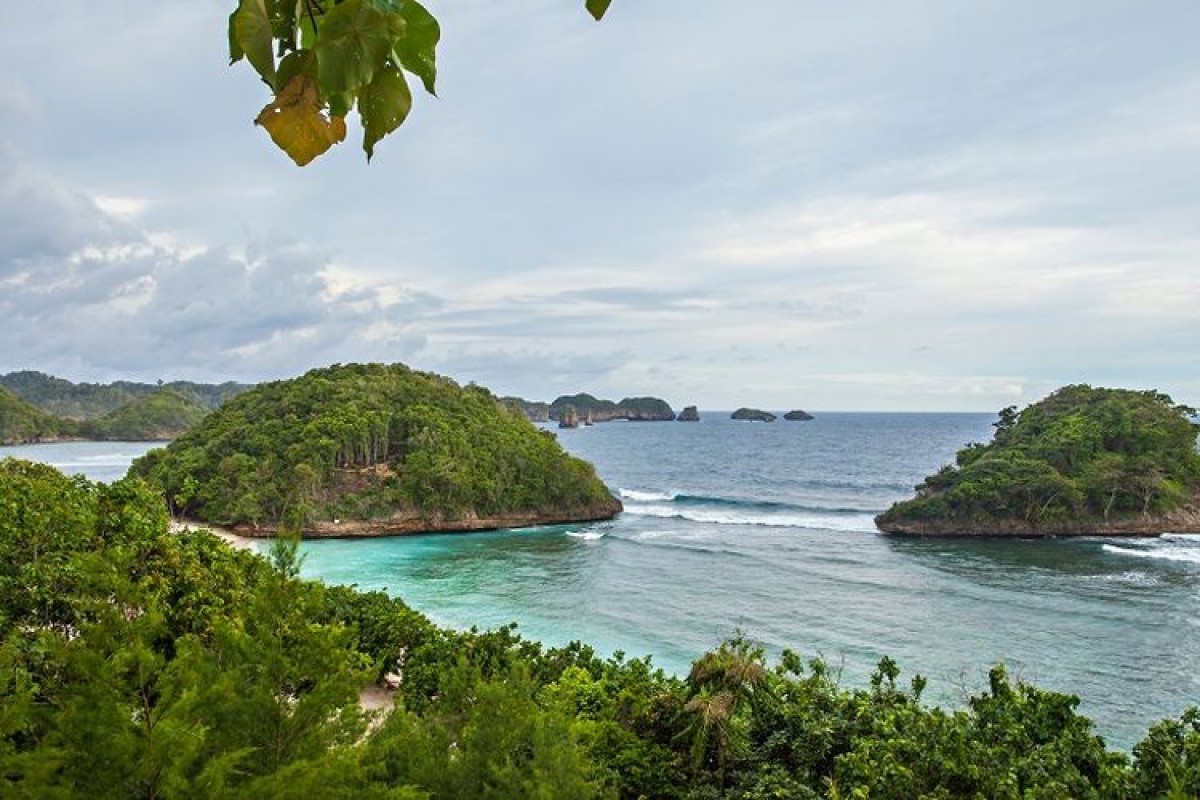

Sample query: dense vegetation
[81,390,211,441]
[0,386,70,444]
[2,458,1198,798]
[878,386,1200,534]
[130,363,618,529]
[0,370,249,420]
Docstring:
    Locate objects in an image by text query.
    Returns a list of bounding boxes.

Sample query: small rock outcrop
[731,408,776,422]
[784,410,814,421]
[558,405,580,429]
[677,405,700,422]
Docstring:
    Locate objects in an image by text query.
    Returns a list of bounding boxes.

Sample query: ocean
[8,412,1199,750]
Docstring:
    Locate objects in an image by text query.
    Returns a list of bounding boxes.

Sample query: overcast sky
[3,1,1198,411]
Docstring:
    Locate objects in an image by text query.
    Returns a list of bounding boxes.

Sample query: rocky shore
[226,495,624,539]
[876,495,1200,538]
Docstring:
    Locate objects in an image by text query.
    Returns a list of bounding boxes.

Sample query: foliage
[878,385,1200,531]
[0,387,69,445]
[0,370,250,421]
[2,459,1199,797]
[81,389,210,441]
[130,362,618,528]
[229,0,613,165]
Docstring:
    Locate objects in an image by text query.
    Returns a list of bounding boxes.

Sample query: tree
[229,0,613,165]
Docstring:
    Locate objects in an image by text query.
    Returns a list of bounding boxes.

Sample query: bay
[9,414,1199,750]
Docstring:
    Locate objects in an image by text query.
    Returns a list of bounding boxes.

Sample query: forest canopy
[129,362,619,530]
[877,385,1200,535]
[2,458,1199,798]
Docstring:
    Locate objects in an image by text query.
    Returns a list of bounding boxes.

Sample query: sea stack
[677,405,700,422]
[784,409,814,421]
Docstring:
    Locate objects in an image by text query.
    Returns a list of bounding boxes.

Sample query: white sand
[169,519,259,551]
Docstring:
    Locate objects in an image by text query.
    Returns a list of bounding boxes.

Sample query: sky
[2,1,1198,412]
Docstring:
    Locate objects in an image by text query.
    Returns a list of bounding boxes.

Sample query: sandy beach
[169,519,260,551]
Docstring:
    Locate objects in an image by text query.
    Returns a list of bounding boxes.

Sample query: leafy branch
[229,0,612,165]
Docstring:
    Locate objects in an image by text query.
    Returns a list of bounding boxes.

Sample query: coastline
[169,519,260,551]
[876,497,1200,538]
[222,498,623,539]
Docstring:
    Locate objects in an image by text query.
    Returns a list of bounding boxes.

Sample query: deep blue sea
[9,413,1200,750]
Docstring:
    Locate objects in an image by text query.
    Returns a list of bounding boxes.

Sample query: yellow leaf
[255,75,347,166]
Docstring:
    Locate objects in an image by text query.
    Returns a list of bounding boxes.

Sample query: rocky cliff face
[232,494,625,538]
[559,405,580,428]
[876,494,1200,537]
[677,405,700,422]
[549,393,675,422]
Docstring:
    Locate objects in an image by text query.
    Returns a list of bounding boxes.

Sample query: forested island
[877,385,1200,536]
[130,363,621,536]
[1,458,1198,797]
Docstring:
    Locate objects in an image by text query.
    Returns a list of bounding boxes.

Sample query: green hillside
[0,386,70,445]
[130,363,620,531]
[82,389,210,441]
[0,370,249,419]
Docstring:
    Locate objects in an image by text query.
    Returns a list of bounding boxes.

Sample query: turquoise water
[10,416,1200,750]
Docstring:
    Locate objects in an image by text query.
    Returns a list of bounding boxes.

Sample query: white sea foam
[1102,543,1200,565]
[622,503,877,533]
[619,488,678,502]
[566,530,605,541]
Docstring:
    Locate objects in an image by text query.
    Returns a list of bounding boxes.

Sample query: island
[876,385,1200,536]
[677,405,700,421]
[784,409,814,421]
[731,408,776,422]
[129,363,622,537]
[549,393,675,422]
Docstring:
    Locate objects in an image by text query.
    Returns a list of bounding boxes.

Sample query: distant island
[731,408,776,422]
[677,405,700,422]
[129,363,622,537]
[549,394,675,423]
[876,385,1200,537]
[784,409,814,421]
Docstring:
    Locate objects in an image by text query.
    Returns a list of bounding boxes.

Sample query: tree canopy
[3,458,1199,797]
[130,362,619,531]
[230,0,613,165]
[877,385,1200,535]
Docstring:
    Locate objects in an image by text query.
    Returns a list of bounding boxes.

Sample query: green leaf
[232,0,276,87]
[585,0,613,21]
[359,63,412,161]
[394,0,440,95]
[314,0,393,97]
[276,49,317,90]
[227,9,244,65]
